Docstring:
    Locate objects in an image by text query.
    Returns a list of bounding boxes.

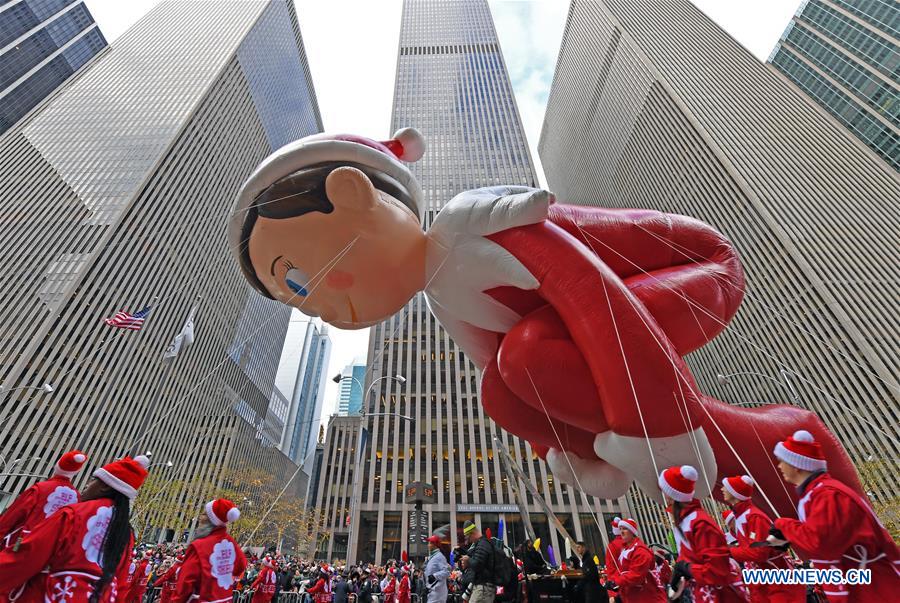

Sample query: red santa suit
[774,472,900,602]
[649,556,672,594]
[771,431,900,602]
[154,559,183,603]
[381,574,396,603]
[172,527,246,603]
[723,475,804,603]
[605,521,624,581]
[614,521,666,603]
[0,454,146,603]
[397,572,411,603]
[306,574,333,603]
[251,562,277,603]
[0,497,134,602]
[126,556,152,603]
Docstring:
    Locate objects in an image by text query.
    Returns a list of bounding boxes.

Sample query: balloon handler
[229,127,860,515]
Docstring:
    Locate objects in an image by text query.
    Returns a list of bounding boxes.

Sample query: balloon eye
[285,268,309,297]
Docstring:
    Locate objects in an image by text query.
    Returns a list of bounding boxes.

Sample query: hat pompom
[681,465,698,481]
[135,455,150,469]
[793,430,814,443]
[227,507,241,523]
[74,453,86,463]
[392,127,425,162]
[742,476,754,486]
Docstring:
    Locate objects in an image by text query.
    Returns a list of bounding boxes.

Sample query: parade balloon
[498,518,505,540]
[547,545,557,567]
[533,538,541,551]
[401,550,408,563]
[485,528,492,540]
[594,555,600,566]
[231,129,861,518]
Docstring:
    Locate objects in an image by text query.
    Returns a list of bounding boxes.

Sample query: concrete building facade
[540,0,900,543]
[315,0,624,565]
[0,0,322,534]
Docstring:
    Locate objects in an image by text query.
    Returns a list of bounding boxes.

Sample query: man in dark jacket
[357,569,374,603]
[332,574,352,603]
[571,541,602,603]
[461,520,496,603]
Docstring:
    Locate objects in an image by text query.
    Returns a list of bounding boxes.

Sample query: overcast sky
[83,0,800,420]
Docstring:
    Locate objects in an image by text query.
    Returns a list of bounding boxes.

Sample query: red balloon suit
[424,188,859,517]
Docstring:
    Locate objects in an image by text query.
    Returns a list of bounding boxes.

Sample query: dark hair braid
[90,491,132,603]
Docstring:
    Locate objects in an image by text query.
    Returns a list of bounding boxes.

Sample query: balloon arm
[488,222,704,437]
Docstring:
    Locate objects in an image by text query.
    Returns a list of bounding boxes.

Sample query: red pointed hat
[774,430,827,471]
[722,475,754,501]
[658,465,698,503]
[54,449,88,478]
[93,455,149,499]
[618,518,640,538]
[205,498,240,526]
[721,509,735,524]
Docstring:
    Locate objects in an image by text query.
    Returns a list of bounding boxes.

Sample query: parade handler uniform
[0,455,148,602]
[250,557,278,603]
[771,431,900,602]
[613,519,666,603]
[172,499,248,603]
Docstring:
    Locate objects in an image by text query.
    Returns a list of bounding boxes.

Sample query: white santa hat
[205,498,241,526]
[54,449,88,478]
[93,455,150,499]
[618,518,640,538]
[611,516,622,536]
[774,430,827,472]
[658,465,698,503]
[722,475,755,501]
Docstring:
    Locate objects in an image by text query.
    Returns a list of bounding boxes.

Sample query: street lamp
[149,460,174,469]
[0,455,40,473]
[0,383,54,394]
[716,369,799,402]
[335,373,409,561]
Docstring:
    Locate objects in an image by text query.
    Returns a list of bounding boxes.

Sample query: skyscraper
[540,0,899,543]
[337,358,366,416]
[0,0,108,134]
[275,318,332,468]
[769,0,898,171]
[0,0,322,532]
[323,0,624,564]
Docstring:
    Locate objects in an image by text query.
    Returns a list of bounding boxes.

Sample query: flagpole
[75,296,158,452]
[130,295,201,457]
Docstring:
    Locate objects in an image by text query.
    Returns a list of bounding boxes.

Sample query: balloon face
[246,167,427,329]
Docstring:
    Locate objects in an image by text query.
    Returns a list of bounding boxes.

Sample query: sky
[84,0,800,419]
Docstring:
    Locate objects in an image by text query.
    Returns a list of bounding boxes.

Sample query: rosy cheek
[325,270,354,290]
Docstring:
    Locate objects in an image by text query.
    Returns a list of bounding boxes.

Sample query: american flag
[104,306,151,331]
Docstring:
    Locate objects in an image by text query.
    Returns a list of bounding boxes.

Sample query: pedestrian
[425,535,451,603]
[721,474,804,602]
[0,450,86,551]
[252,556,278,603]
[0,454,149,602]
[154,556,183,603]
[521,540,546,575]
[769,430,900,602]
[659,465,747,603]
[171,498,248,603]
[570,541,602,603]
[605,520,664,603]
[126,550,154,603]
[357,568,375,603]
[461,520,497,603]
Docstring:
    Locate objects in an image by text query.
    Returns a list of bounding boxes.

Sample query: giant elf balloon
[229,128,860,517]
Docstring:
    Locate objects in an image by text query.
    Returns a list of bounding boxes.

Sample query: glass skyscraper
[541,0,899,543]
[337,360,366,416]
[0,0,322,535]
[769,0,898,170]
[0,0,107,134]
[312,0,624,564]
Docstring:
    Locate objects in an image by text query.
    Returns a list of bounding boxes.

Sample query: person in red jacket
[721,474,805,603]
[609,518,665,603]
[659,465,748,603]
[0,450,86,551]
[769,430,900,602]
[648,548,672,595]
[154,556,183,603]
[306,566,333,603]
[0,454,149,603]
[397,565,411,603]
[605,517,624,582]
[251,556,278,603]
[126,550,153,603]
[172,498,248,603]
